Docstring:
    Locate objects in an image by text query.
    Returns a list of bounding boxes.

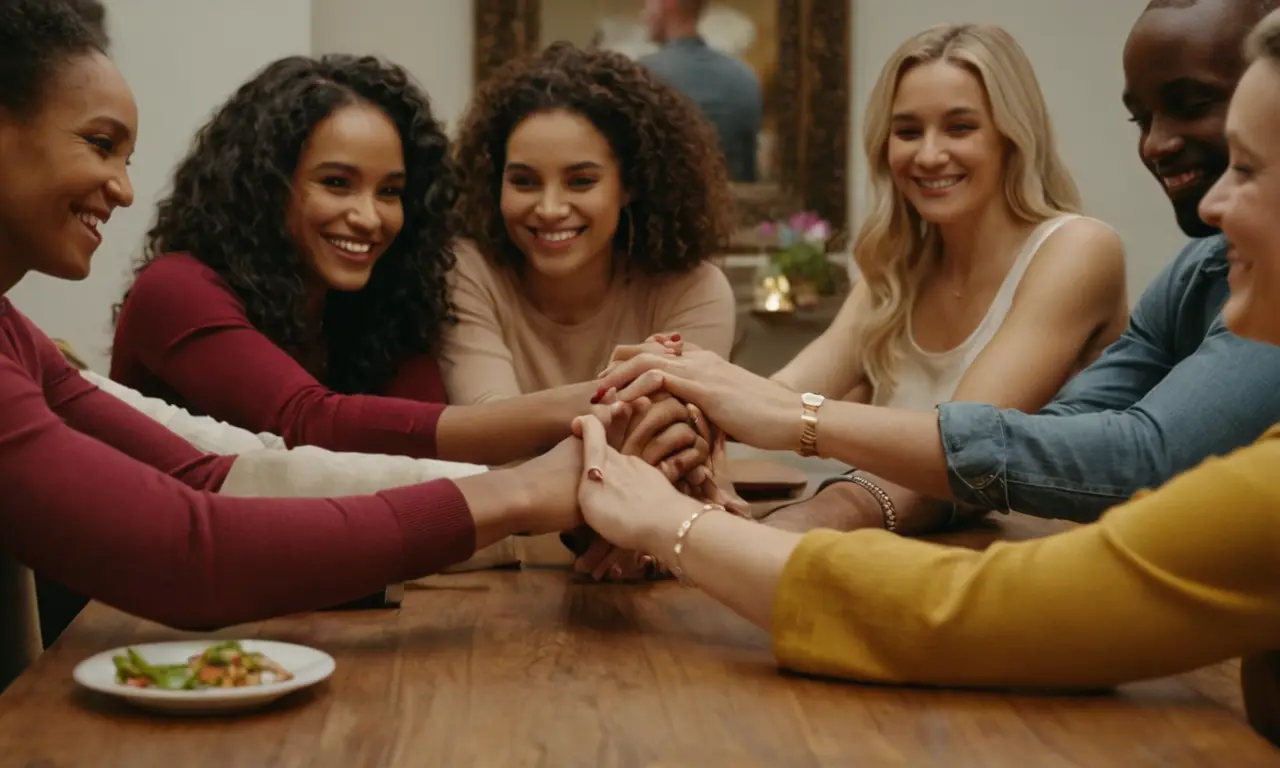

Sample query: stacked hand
[595,343,804,452]
[567,334,750,581]
[570,414,691,553]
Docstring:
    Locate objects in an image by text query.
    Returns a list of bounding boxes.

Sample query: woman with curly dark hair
[110,53,705,468]
[0,0,610,685]
[442,42,737,408]
[439,42,739,574]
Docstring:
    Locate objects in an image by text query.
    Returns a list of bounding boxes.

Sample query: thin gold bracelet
[670,502,725,588]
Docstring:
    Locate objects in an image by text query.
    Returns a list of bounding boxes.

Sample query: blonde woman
[602,5,1280,538]
[775,23,1126,413]
[576,8,1280,745]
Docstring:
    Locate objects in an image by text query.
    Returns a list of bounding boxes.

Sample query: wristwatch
[799,392,825,457]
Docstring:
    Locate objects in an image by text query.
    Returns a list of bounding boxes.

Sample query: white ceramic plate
[72,639,335,715]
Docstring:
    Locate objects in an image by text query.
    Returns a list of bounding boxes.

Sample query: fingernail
[610,565,623,579]
[587,466,604,481]
[669,333,681,341]
[590,387,606,404]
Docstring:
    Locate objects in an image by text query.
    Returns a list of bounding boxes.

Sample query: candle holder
[752,272,796,315]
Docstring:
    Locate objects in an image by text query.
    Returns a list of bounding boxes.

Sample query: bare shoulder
[1016,216,1127,307]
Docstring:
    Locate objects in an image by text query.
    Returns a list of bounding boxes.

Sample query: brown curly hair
[454,42,734,276]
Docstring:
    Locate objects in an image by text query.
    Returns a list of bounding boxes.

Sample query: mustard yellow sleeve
[771,434,1280,689]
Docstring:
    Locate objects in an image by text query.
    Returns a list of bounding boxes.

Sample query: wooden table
[1,514,1276,766]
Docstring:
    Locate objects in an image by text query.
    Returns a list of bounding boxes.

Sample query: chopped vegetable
[112,641,293,690]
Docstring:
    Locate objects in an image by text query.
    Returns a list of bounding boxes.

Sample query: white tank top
[871,215,1083,411]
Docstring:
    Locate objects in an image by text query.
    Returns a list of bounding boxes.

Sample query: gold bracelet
[846,475,898,533]
[670,502,725,588]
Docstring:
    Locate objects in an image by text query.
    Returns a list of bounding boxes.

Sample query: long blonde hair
[851,23,1081,398]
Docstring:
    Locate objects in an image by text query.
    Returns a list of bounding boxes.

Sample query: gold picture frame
[472,0,851,240]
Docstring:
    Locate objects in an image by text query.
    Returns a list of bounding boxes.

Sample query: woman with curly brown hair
[108,53,706,471]
[443,42,738,408]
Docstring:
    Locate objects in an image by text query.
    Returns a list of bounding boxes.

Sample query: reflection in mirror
[542,0,779,185]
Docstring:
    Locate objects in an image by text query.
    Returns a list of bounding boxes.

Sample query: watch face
[802,392,825,408]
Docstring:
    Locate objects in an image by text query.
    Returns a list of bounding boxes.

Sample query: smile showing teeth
[1162,170,1201,192]
[535,228,584,243]
[916,176,963,190]
[75,211,101,232]
[326,237,372,255]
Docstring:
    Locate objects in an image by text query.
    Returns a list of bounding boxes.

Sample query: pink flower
[803,219,831,243]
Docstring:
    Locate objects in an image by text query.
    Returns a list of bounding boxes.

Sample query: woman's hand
[516,400,631,535]
[600,332,690,379]
[620,391,711,481]
[596,349,803,452]
[569,393,712,581]
[574,414,701,554]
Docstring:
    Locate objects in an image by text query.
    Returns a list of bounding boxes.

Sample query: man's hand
[764,476,976,536]
[761,481,887,533]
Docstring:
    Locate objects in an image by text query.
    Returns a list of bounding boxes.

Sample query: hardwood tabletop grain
[1,513,1275,767]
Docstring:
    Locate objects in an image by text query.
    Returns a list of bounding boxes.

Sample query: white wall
[849,1,1189,301]
[9,0,312,371]
[311,0,474,132]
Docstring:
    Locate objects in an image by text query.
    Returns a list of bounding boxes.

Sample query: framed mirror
[473,0,851,249]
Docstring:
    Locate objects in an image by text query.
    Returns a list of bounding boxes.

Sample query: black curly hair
[454,42,734,276]
[0,0,103,116]
[121,54,458,395]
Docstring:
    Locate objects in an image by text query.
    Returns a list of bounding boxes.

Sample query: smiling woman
[0,0,619,693]
[447,42,738,406]
[0,37,134,293]
[106,52,713,478]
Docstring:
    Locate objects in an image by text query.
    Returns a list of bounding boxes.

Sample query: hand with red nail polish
[573,414,703,555]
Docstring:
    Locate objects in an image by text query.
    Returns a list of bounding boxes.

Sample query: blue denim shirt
[937,235,1280,522]
[639,37,763,182]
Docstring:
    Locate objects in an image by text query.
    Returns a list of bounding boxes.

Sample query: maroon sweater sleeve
[381,353,448,403]
[1,304,475,630]
[112,254,446,457]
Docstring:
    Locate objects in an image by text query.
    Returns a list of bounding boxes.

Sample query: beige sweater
[439,240,736,404]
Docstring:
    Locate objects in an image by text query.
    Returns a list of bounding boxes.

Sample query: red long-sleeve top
[1,298,475,629]
[110,253,448,457]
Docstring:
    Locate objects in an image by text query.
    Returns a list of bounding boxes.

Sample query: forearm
[767,475,960,536]
[770,473,1280,690]
[937,388,1280,520]
[639,498,803,629]
[452,467,546,550]
[435,381,597,465]
[813,402,954,499]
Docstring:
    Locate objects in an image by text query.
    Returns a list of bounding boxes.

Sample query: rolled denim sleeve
[937,237,1280,522]
[939,328,1280,521]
